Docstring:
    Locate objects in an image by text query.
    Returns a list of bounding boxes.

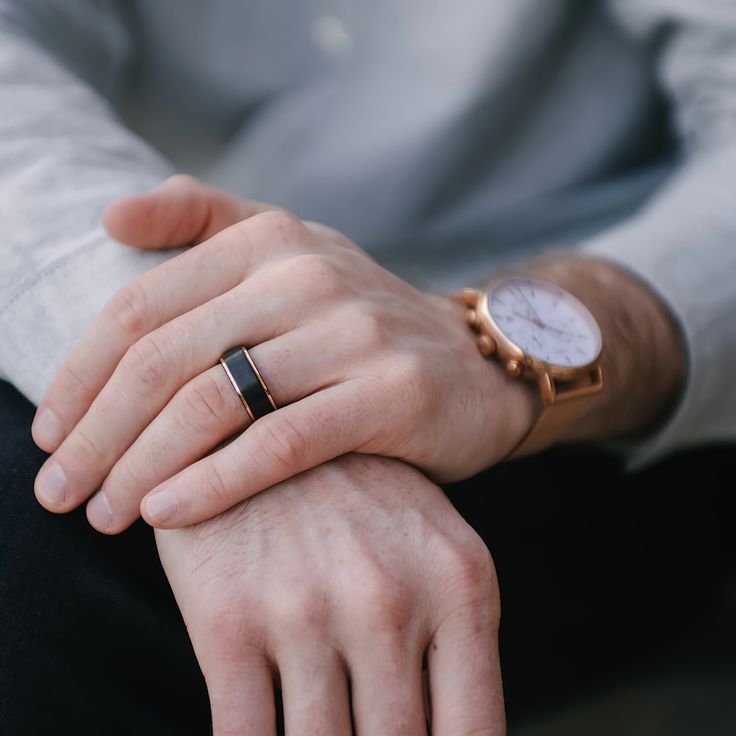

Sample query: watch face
[487,276,602,368]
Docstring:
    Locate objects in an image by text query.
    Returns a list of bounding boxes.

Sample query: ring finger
[84,324,351,533]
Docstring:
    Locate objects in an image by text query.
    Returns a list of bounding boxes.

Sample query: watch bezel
[476,275,603,381]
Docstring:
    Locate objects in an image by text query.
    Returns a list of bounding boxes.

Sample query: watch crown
[505,359,523,378]
[476,334,496,356]
[458,288,481,308]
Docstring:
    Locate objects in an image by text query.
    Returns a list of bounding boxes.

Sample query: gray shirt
[1,0,735,470]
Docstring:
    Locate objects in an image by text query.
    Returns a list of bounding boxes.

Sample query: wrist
[517,251,687,444]
[432,291,539,469]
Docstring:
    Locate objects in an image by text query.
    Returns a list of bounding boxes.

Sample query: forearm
[0,18,175,404]
[519,251,687,444]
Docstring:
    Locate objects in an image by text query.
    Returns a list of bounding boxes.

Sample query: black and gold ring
[219,347,278,422]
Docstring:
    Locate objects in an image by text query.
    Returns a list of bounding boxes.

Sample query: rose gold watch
[460,274,604,460]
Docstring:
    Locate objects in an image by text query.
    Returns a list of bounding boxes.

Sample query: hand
[155,454,505,735]
[32,175,536,532]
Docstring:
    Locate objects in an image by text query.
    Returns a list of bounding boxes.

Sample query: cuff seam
[0,234,108,316]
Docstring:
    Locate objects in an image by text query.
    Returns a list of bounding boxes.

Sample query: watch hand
[511,310,545,328]
[511,310,571,338]
[540,323,568,336]
[516,288,545,324]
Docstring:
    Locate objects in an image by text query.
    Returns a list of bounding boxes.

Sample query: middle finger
[348,636,427,736]
[87,325,349,533]
[278,644,352,735]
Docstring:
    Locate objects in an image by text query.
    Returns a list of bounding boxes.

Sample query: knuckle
[355,303,388,347]
[251,209,304,244]
[435,529,497,602]
[256,415,309,472]
[303,219,350,245]
[196,604,266,683]
[202,460,236,508]
[124,335,174,393]
[201,604,247,646]
[388,353,431,414]
[56,360,94,405]
[181,373,241,434]
[347,567,410,631]
[112,451,150,491]
[273,584,328,633]
[70,425,108,467]
[286,252,345,296]
[105,281,153,337]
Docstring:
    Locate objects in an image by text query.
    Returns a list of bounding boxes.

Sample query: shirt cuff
[0,235,182,407]
[576,229,697,473]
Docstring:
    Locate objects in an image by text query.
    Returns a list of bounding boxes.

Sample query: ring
[219,347,278,422]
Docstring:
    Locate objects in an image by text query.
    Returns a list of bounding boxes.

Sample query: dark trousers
[1,379,734,734]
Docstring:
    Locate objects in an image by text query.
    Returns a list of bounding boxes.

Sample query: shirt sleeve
[0,1,177,406]
[577,0,736,471]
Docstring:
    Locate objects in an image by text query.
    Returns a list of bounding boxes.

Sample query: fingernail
[146,488,177,523]
[32,407,65,450]
[87,490,114,530]
[36,462,68,505]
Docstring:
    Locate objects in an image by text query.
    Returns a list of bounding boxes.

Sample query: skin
[26,176,686,731]
[31,177,686,535]
[156,453,505,736]
[31,175,537,533]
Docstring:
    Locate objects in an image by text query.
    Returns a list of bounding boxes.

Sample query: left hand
[156,453,506,735]
[32,175,536,532]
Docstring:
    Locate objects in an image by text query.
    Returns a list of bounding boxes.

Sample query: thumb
[103,174,272,250]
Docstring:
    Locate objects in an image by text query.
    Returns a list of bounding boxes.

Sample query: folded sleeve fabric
[578,0,736,471]
[0,1,175,406]
[0,0,734,476]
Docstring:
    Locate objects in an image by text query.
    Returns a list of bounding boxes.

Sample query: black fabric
[0,383,209,735]
[1,379,734,733]
[446,443,736,717]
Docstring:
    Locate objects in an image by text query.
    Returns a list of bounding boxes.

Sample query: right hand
[32,175,535,534]
[155,453,506,735]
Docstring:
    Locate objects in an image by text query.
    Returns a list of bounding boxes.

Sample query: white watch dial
[487,276,601,367]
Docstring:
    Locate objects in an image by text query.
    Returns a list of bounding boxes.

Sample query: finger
[278,646,352,735]
[348,638,427,736]
[141,380,378,528]
[88,326,348,533]
[103,174,272,249]
[200,648,277,736]
[33,271,305,515]
[32,209,311,453]
[427,606,505,736]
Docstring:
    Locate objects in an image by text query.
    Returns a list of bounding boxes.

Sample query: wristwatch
[460,274,604,460]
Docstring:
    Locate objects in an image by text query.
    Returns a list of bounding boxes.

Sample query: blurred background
[447,445,736,735]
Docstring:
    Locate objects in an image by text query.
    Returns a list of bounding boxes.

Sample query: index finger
[31,210,308,452]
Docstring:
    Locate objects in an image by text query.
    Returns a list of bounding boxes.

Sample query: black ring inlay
[221,347,276,421]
